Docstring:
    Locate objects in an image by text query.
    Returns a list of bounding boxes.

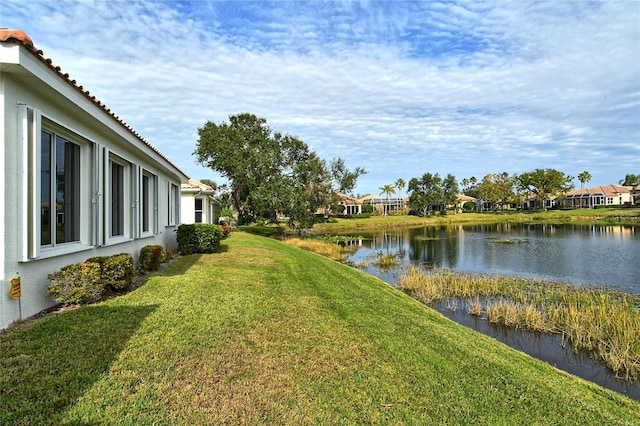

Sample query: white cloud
[3,0,638,194]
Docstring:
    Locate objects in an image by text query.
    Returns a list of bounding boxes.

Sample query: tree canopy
[194,113,365,227]
[515,168,574,210]
[577,171,592,189]
[407,172,458,216]
[478,172,516,211]
[620,173,639,187]
[330,157,367,195]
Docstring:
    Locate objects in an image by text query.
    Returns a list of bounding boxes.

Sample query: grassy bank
[311,207,640,232]
[2,232,639,424]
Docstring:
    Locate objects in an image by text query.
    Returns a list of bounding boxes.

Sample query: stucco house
[336,193,362,215]
[1,29,189,329]
[180,179,221,224]
[563,185,633,209]
[360,195,407,215]
[455,194,477,213]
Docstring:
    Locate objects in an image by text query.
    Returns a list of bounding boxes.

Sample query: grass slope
[311,208,640,232]
[1,232,639,425]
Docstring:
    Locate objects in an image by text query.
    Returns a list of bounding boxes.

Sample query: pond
[338,223,640,401]
[346,223,639,294]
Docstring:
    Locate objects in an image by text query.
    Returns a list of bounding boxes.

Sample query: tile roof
[0,28,189,180]
[566,184,630,197]
[457,194,477,202]
[181,179,215,191]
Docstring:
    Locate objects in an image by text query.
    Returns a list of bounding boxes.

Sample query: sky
[2,0,639,196]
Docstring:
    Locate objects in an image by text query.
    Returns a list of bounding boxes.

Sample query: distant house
[456,194,477,213]
[564,185,633,209]
[180,179,221,224]
[520,194,559,211]
[336,193,362,215]
[0,29,189,329]
[360,195,407,215]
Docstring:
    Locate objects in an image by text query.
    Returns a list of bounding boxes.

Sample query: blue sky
[3,0,639,196]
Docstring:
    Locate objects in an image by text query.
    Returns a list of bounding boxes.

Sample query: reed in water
[398,267,640,381]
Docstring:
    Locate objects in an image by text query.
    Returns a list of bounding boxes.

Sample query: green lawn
[1,231,639,425]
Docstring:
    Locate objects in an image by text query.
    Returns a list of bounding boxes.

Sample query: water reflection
[345,224,639,293]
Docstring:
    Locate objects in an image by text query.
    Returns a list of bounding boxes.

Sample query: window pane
[173,184,180,224]
[195,198,203,223]
[142,174,149,232]
[41,131,52,245]
[56,137,80,243]
[111,161,124,236]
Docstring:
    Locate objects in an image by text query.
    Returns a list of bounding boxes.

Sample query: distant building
[180,180,221,224]
[337,193,362,215]
[564,185,633,209]
[360,195,407,215]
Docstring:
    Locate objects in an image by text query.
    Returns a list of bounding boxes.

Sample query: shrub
[163,245,174,262]
[87,253,134,291]
[176,223,225,255]
[48,262,103,305]
[139,245,165,271]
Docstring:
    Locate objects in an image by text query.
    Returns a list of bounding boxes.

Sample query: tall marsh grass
[398,267,640,381]
[283,238,347,262]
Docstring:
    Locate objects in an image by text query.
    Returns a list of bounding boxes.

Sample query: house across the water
[563,185,634,209]
[0,29,189,329]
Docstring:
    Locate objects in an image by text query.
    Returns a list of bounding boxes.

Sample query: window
[168,182,180,225]
[142,174,150,232]
[107,155,131,240]
[40,130,80,246]
[141,171,156,234]
[195,198,203,223]
[111,161,125,236]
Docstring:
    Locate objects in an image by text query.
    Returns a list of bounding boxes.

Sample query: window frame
[19,107,94,260]
[105,152,133,244]
[194,197,204,223]
[168,182,180,226]
[140,168,158,237]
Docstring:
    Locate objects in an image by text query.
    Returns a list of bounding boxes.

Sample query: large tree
[407,173,444,216]
[330,157,367,195]
[194,113,331,227]
[441,174,459,214]
[515,168,574,210]
[478,172,516,211]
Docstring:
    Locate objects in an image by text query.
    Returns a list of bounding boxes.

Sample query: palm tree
[577,171,592,189]
[461,178,469,192]
[379,184,396,216]
[395,178,406,211]
[619,173,639,187]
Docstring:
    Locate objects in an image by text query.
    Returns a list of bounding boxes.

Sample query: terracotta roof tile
[181,179,215,191]
[566,184,630,197]
[0,28,188,179]
[0,29,33,46]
